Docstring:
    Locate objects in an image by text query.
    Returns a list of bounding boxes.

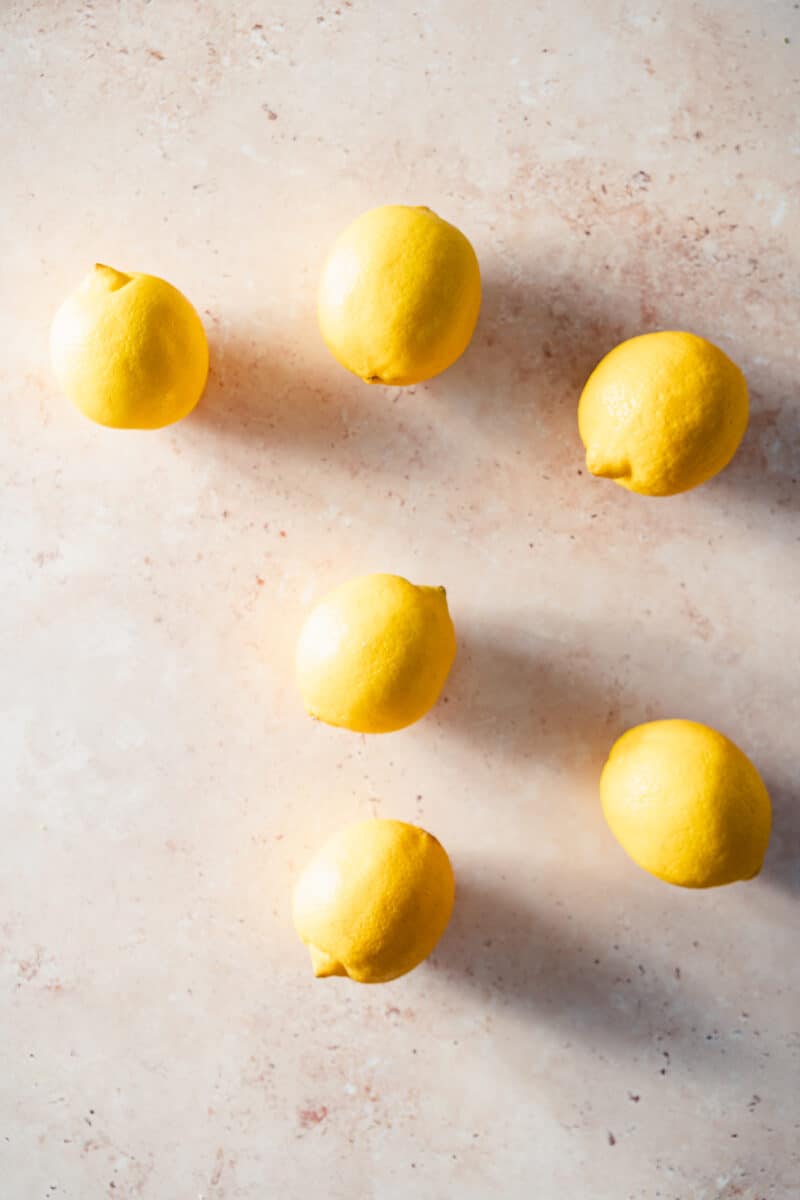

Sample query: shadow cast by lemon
[188,328,404,455]
[431,868,777,1085]
[431,621,627,771]
[446,259,799,518]
[699,356,800,517]
[758,773,800,898]
[438,268,637,466]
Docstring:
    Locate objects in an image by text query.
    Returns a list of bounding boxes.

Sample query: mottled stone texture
[1,1,799,1197]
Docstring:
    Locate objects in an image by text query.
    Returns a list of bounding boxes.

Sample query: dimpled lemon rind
[292,818,456,983]
[318,204,481,386]
[50,264,209,430]
[295,573,457,734]
[578,331,748,496]
[600,719,771,888]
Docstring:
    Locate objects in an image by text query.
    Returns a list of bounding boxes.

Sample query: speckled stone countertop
[2,2,799,1197]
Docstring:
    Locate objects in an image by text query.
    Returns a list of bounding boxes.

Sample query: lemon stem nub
[309,946,348,978]
[92,264,131,292]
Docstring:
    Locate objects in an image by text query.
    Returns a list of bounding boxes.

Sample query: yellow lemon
[578,331,748,495]
[318,204,481,386]
[293,818,455,983]
[51,264,209,429]
[600,719,771,888]
[296,573,456,733]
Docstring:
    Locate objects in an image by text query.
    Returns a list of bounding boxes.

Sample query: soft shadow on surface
[700,357,800,517]
[436,622,800,904]
[440,271,634,454]
[477,271,633,389]
[191,285,799,518]
[431,871,767,1080]
[434,621,656,772]
[451,269,800,515]
[191,278,639,472]
[759,775,800,897]
[189,329,408,460]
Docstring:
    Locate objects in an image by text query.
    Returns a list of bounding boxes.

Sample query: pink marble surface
[2,1,799,1196]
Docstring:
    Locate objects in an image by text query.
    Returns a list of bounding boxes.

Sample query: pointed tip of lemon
[91,263,131,292]
[585,449,631,482]
[309,945,349,978]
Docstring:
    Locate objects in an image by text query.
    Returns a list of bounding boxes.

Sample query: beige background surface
[2,1,800,1197]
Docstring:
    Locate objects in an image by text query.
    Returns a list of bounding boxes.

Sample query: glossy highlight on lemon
[296,573,456,733]
[318,204,481,386]
[601,719,771,888]
[50,264,209,429]
[578,331,748,495]
[293,818,455,983]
